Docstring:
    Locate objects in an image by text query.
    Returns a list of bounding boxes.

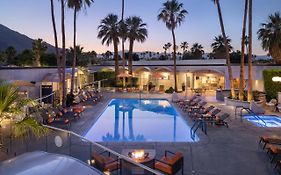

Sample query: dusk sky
[0,0,280,55]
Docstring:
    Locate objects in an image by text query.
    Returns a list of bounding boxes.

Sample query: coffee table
[121,149,156,175]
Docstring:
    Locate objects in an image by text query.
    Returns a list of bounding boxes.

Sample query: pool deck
[1,92,281,175]
[70,92,281,175]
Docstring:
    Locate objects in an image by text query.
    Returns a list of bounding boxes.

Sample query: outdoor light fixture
[272,76,281,82]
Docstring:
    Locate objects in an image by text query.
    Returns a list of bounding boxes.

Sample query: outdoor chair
[266,99,277,112]
[189,106,215,119]
[200,108,222,120]
[213,113,230,127]
[154,151,184,175]
[91,151,119,173]
[259,136,281,150]
[267,145,281,163]
[177,95,197,106]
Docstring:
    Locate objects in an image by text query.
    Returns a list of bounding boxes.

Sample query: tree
[15,49,33,66]
[50,0,63,105]
[5,46,17,65]
[126,16,148,75]
[211,35,233,59]
[67,45,84,66]
[163,43,169,57]
[166,42,172,58]
[98,14,120,81]
[158,0,188,92]
[247,0,253,101]
[190,43,204,59]
[61,0,67,107]
[120,0,126,74]
[180,41,188,57]
[68,0,93,95]
[239,0,248,101]
[32,38,47,67]
[212,0,235,98]
[257,12,281,64]
[105,50,113,59]
[0,82,48,139]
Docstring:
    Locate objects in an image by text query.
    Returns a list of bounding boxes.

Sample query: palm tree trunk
[61,0,66,107]
[121,0,125,73]
[239,0,248,101]
[216,1,235,98]
[128,39,133,75]
[247,0,253,102]
[172,29,177,92]
[50,0,63,103]
[114,40,119,83]
[70,7,77,95]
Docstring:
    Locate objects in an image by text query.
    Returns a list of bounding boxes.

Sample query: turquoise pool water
[244,115,281,127]
[84,99,198,142]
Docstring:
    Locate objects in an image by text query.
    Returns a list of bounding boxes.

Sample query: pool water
[243,115,281,127]
[84,99,198,142]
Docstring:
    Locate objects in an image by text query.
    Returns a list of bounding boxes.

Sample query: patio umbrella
[8,80,35,87]
[117,72,133,78]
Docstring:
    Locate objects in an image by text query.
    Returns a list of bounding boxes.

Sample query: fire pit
[128,149,149,161]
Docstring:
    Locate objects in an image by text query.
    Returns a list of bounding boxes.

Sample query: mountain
[0,24,56,53]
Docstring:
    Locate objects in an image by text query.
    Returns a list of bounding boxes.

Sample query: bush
[94,71,116,87]
[165,87,175,94]
[263,69,281,101]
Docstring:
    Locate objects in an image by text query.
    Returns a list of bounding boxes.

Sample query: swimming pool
[243,115,281,127]
[84,98,198,142]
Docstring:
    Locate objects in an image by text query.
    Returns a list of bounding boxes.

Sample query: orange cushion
[155,161,172,174]
[268,145,281,154]
[104,161,119,171]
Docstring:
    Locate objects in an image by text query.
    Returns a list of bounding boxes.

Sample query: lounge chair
[266,99,277,112]
[154,151,184,175]
[189,106,215,119]
[250,101,265,115]
[200,108,222,120]
[91,151,119,173]
[259,136,281,150]
[213,113,230,127]
[267,145,281,163]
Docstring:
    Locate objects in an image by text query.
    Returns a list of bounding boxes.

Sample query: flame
[132,149,145,159]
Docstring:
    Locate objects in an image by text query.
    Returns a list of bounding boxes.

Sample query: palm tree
[158,0,188,92]
[32,38,47,67]
[211,35,233,59]
[126,16,148,75]
[68,0,93,95]
[98,14,120,81]
[61,0,67,107]
[163,44,168,57]
[50,0,63,105]
[121,0,126,72]
[180,41,188,56]
[247,0,253,101]
[239,0,248,101]
[258,12,281,64]
[190,43,204,59]
[211,0,235,98]
[166,42,172,58]
[0,82,48,139]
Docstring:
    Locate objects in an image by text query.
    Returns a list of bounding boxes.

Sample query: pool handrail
[43,125,164,175]
[241,107,267,126]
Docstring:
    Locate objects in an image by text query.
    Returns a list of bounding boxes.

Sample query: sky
[0,0,280,55]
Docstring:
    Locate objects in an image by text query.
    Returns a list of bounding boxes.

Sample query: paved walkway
[1,92,281,175]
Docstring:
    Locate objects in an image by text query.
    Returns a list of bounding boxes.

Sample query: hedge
[263,69,281,101]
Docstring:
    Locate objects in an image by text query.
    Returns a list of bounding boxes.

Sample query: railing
[0,123,163,175]
[190,119,207,139]
[237,107,267,127]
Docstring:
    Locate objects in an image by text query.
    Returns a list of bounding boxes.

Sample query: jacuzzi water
[243,115,281,127]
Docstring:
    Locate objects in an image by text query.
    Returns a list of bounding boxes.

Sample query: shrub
[263,69,281,101]
[165,87,175,93]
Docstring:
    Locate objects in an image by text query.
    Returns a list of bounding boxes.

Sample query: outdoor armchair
[91,151,120,173]
[154,151,184,175]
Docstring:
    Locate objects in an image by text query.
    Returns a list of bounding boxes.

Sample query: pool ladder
[190,119,207,139]
[235,106,267,127]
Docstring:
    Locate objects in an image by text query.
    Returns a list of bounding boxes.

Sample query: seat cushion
[155,161,172,174]
[268,145,281,154]
[104,161,119,172]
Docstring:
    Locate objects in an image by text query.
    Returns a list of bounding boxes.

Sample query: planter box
[224,97,250,108]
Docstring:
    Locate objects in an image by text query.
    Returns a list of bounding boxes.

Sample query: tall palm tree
[50,0,63,104]
[166,42,172,59]
[98,14,120,81]
[158,0,188,92]
[126,16,148,75]
[68,0,93,95]
[247,0,253,101]
[163,44,169,57]
[61,0,67,107]
[212,0,235,98]
[121,0,126,72]
[211,35,233,59]
[239,0,248,101]
[180,41,188,55]
[32,38,47,67]
[190,43,204,59]
[258,12,281,64]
